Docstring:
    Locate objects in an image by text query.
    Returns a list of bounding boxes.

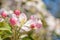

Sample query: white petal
[0,18,4,22]
[21,26,31,32]
[20,34,28,38]
[19,13,27,22]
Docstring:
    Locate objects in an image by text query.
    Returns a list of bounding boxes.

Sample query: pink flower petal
[14,10,21,16]
[10,18,17,26]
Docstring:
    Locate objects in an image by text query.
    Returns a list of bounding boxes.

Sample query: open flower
[19,13,27,22]
[18,13,27,26]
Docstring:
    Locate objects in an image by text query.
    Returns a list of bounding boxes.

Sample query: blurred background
[0,0,60,40]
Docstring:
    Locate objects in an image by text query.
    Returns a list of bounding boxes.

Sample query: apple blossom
[14,10,21,16]
[9,17,17,26]
[19,13,27,23]
[1,11,8,18]
[30,15,36,21]
[30,23,35,29]
[35,23,42,28]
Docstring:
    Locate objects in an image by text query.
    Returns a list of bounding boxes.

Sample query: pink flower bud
[9,18,17,26]
[30,15,35,20]
[30,23,36,29]
[14,10,20,16]
[30,23,42,29]
[35,23,42,28]
[1,11,7,18]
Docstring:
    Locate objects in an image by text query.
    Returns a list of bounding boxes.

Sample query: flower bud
[9,18,17,26]
[14,10,20,16]
[1,11,7,18]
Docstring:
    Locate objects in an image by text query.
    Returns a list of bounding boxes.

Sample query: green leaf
[0,27,12,33]
[22,37,31,40]
[0,22,11,29]
[0,36,2,40]
[0,21,12,40]
[0,27,10,30]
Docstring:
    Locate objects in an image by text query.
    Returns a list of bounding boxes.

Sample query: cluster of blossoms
[0,9,42,31]
[0,9,43,40]
[0,9,26,26]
